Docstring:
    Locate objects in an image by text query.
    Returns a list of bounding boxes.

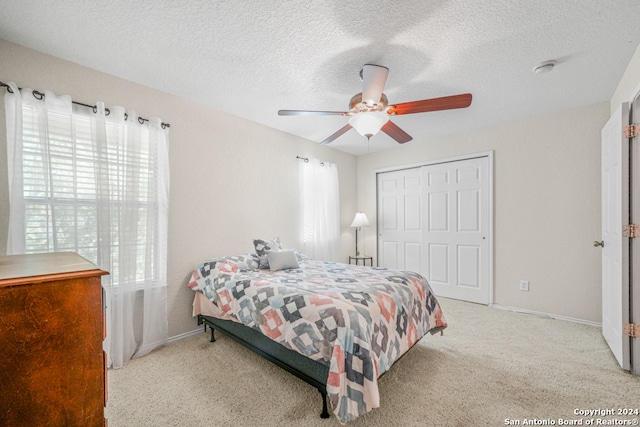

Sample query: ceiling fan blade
[387,93,472,116]
[381,121,412,144]
[278,110,350,116]
[361,64,389,107]
[319,124,352,145]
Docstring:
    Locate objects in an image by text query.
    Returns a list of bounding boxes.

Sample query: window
[299,158,340,261]
[19,105,161,285]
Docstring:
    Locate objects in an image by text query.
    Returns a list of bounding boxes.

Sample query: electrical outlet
[519,280,529,292]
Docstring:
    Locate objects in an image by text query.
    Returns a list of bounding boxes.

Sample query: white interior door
[600,102,630,371]
[423,157,490,304]
[377,167,422,272]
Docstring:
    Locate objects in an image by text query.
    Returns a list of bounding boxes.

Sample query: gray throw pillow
[267,250,299,271]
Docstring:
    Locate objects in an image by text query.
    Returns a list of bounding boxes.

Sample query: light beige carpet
[106,298,640,426]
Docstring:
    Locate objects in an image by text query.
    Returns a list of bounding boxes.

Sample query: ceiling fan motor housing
[349,93,389,113]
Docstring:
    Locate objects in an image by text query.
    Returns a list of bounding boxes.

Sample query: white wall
[356,103,608,323]
[611,42,640,113]
[0,39,358,338]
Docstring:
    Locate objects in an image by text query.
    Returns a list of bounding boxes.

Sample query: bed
[187,242,447,423]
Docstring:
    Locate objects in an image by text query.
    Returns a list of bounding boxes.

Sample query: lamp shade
[348,112,389,138]
[350,212,370,228]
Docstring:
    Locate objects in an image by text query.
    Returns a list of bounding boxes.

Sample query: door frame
[630,88,640,376]
[374,150,494,304]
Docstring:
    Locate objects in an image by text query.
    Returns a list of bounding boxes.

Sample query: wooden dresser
[0,252,109,426]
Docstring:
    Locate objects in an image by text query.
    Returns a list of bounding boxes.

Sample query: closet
[377,154,492,304]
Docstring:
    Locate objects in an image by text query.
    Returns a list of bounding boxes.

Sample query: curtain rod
[0,80,170,129]
[297,155,329,166]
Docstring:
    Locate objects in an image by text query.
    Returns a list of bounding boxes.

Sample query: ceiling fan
[278,64,473,145]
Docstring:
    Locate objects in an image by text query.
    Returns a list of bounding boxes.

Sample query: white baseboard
[168,328,204,344]
[490,303,602,328]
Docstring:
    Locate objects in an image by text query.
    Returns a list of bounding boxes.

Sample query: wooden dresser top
[0,252,108,287]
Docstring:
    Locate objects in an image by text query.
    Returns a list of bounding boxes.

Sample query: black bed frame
[197,314,331,418]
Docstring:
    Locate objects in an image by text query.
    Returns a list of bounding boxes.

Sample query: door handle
[593,240,604,248]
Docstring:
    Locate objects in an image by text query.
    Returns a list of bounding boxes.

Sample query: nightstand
[348,255,373,266]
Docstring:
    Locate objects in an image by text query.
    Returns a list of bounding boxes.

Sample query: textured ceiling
[2,0,640,155]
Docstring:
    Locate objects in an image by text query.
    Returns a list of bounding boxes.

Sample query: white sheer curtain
[4,83,169,368]
[300,158,340,261]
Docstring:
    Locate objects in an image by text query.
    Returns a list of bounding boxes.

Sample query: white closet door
[376,155,492,305]
[377,167,423,272]
[422,157,490,304]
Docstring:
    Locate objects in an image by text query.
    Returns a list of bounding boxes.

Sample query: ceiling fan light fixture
[349,111,389,139]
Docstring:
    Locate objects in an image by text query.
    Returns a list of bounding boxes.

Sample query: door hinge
[624,124,639,138]
[623,224,638,238]
[624,323,639,338]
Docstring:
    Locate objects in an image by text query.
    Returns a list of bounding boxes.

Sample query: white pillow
[267,250,300,271]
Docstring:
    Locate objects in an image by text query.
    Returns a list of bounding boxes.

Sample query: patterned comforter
[187,253,447,423]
